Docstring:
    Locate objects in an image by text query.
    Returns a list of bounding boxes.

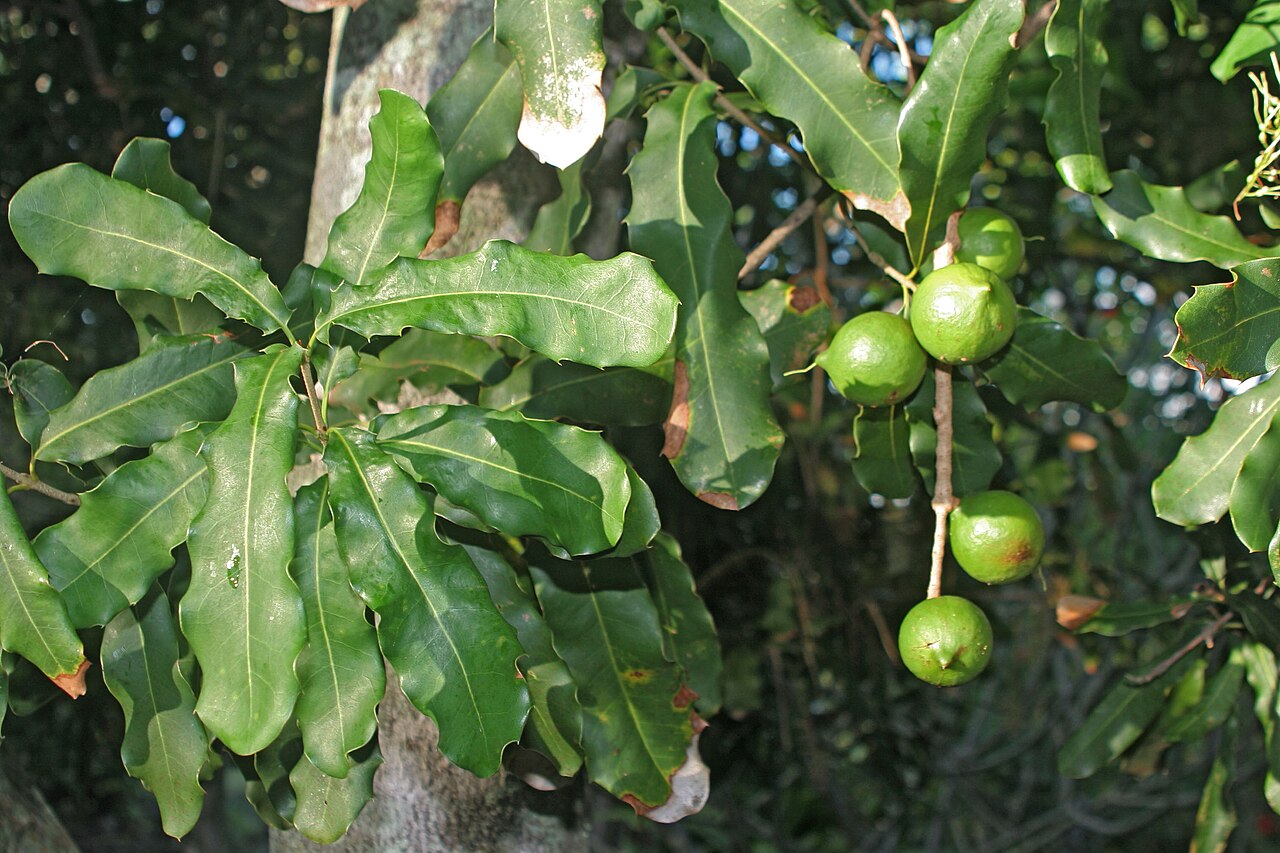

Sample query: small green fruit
[816,312,926,406]
[955,207,1024,281]
[897,596,993,687]
[950,490,1044,584]
[910,263,1017,364]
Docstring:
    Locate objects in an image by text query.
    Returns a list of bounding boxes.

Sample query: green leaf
[1152,374,1280,527]
[116,292,225,351]
[979,307,1126,410]
[852,405,917,500]
[101,586,209,839]
[1164,645,1245,744]
[35,332,246,465]
[322,90,443,286]
[524,158,591,255]
[5,359,73,449]
[528,549,694,807]
[898,0,1023,266]
[479,355,672,427]
[1227,590,1280,649]
[1075,598,1197,637]
[1057,656,1191,779]
[289,745,381,845]
[428,32,523,204]
[8,163,291,333]
[628,83,784,511]
[1171,0,1198,37]
[1240,641,1280,815]
[1187,161,1248,214]
[1043,0,1112,194]
[1192,715,1238,853]
[1230,419,1280,551]
[323,428,528,776]
[376,404,630,556]
[907,372,1001,497]
[496,0,606,169]
[465,544,583,776]
[1169,259,1280,382]
[289,479,385,779]
[112,137,212,223]
[179,348,306,756]
[644,534,722,717]
[35,427,210,628]
[330,329,507,415]
[314,240,678,370]
[739,281,831,390]
[610,465,662,559]
[252,720,303,825]
[1092,171,1279,269]
[1211,0,1280,82]
[0,487,86,681]
[673,0,906,228]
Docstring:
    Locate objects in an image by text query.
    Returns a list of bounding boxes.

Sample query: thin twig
[656,27,813,173]
[879,9,917,93]
[841,207,918,292]
[1014,0,1058,49]
[739,190,830,279]
[864,599,901,665]
[928,363,957,599]
[1,462,80,506]
[1125,610,1233,686]
[24,340,69,361]
[300,357,327,444]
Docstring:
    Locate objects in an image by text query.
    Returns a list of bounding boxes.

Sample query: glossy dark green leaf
[289,479,384,779]
[610,465,662,559]
[290,745,381,844]
[35,332,246,465]
[1164,645,1245,744]
[179,348,306,756]
[528,550,694,807]
[496,0,606,170]
[112,137,211,222]
[330,329,507,414]
[465,545,582,776]
[1240,641,1280,815]
[0,487,86,682]
[852,405,917,500]
[1187,161,1248,214]
[907,372,1001,497]
[5,359,73,449]
[101,587,209,839]
[1057,656,1191,779]
[478,355,672,427]
[1043,0,1112,194]
[1192,715,1238,852]
[1093,171,1279,269]
[739,281,831,389]
[1211,0,1280,82]
[1153,375,1280,526]
[1170,259,1280,382]
[644,534,721,717]
[116,292,225,351]
[36,427,210,628]
[979,307,1126,410]
[428,32,522,204]
[314,240,678,370]
[323,90,443,286]
[252,720,303,825]
[628,83,784,510]
[1230,419,1280,551]
[525,159,590,255]
[898,0,1023,265]
[312,346,359,414]
[673,0,906,228]
[8,163,291,333]
[376,404,630,555]
[323,428,528,776]
[1075,598,1197,637]
[1227,590,1280,649]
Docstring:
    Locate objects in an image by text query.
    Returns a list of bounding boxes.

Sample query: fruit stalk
[928,362,958,599]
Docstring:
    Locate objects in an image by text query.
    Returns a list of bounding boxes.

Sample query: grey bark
[274,2,581,850]
[0,768,81,853]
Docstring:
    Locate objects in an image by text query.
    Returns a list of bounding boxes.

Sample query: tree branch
[928,363,957,599]
[739,189,831,279]
[1125,610,1233,686]
[1,463,81,506]
[879,9,917,94]
[1014,0,1058,50]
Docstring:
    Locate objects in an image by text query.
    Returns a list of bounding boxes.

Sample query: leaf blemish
[226,544,242,589]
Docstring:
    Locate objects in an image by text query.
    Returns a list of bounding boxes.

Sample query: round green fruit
[949,490,1044,584]
[897,595,993,687]
[816,311,927,406]
[910,263,1017,364]
[955,207,1024,281]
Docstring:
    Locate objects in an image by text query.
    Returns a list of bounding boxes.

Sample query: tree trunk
[273,2,581,850]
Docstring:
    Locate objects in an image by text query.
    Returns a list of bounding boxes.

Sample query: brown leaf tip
[52,659,91,698]
[422,200,461,257]
[1056,595,1105,632]
[662,360,690,460]
[787,285,821,313]
[697,492,739,511]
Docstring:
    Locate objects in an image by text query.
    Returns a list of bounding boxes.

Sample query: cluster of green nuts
[817,208,1046,688]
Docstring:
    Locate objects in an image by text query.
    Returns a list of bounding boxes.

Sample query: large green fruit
[816,311,926,406]
[910,263,1017,364]
[897,595,993,687]
[955,207,1025,281]
[950,490,1044,584]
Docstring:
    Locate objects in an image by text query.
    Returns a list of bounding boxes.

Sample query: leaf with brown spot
[52,659,90,698]
[1170,259,1280,382]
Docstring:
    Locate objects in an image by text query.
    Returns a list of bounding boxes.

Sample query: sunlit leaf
[1210,0,1280,82]
[1240,641,1280,816]
[1192,715,1238,852]
[739,281,830,390]
[289,745,381,844]
[1043,0,1112,194]
[1074,598,1198,637]
[628,82,784,510]
[112,137,212,223]
[1230,419,1280,551]
[1170,259,1280,382]
[8,163,291,333]
[179,347,306,756]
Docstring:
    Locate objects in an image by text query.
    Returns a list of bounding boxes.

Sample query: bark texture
[275,2,580,850]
